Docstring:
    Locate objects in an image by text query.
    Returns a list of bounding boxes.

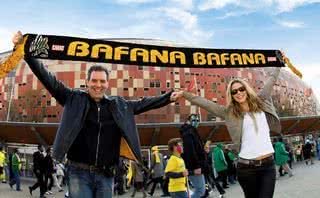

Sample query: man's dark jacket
[25,57,173,163]
[180,123,206,172]
[33,151,44,172]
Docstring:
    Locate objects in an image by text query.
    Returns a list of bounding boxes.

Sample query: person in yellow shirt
[0,145,6,183]
[165,138,189,198]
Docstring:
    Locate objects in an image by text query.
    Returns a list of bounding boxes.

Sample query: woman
[171,56,287,198]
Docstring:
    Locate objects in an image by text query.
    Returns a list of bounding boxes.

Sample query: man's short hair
[168,138,182,152]
[87,65,109,81]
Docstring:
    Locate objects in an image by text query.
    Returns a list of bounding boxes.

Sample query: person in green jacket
[274,137,293,177]
[9,148,22,191]
[213,143,228,188]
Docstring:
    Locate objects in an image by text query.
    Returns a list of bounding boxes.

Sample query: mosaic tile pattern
[0,51,318,123]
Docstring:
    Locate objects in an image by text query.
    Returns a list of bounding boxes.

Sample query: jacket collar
[103,94,115,101]
[84,91,116,102]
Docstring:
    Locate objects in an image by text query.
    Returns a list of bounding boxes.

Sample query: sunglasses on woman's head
[231,86,246,95]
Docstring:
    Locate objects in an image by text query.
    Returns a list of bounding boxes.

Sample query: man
[180,114,206,198]
[13,31,177,198]
[9,148,22,191]
[44,148,55,195]
[29,145,46,198]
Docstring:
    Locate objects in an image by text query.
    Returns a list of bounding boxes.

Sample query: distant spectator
[9,148,22,191]
[202,142,225,198]
[213,144,228,189]
[165,138,188,198]
[29,145,46,197]
[180,114,206,198]
[274,138,293,177]
[304,140,314,165]
[295,145,302,162]
[44,148,55,195]
[0,145,6,183]
[225,146,237,184]
[147,146,165,196]
[317,137,320,160]
[131,161,147,198]
[285,143,293,169]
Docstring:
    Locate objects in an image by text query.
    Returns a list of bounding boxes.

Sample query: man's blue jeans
[10,171,21,191]
[67,165,113,198]
[189,174,205,198]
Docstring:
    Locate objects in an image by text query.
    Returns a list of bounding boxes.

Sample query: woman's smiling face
[231,82,247,104]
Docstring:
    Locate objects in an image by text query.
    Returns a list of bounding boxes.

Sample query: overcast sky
[1,0,319,98]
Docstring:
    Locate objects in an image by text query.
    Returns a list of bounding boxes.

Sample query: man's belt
[68,161,115,176]
[238,155,274,167]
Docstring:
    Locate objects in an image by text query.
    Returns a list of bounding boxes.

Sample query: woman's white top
[238,111,274,159]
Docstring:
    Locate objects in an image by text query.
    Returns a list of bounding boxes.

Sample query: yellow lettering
[220,53,230,65]
[91,44,113,59]
[67,41,90,57]
[150,50,169,63]
[255,53,266,64]
[207,53,221,65]
[130,48,149,62]
[230,53,243,65]
[193,52,206,65]
[242,53,255,65]
[169,51,186,64]
[114,46,129,60]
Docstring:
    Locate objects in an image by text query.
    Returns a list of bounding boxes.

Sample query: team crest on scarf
[29,35,49,57]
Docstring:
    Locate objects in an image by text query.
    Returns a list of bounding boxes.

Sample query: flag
[187,78,195,92]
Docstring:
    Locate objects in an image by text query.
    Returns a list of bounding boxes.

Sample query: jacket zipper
[95,104,101,166]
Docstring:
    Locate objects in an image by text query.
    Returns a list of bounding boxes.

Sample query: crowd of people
[0,145,66,196]
[1,135,320,197]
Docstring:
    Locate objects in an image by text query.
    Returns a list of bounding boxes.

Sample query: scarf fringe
[0,36,27,79]
[285,57,302,78]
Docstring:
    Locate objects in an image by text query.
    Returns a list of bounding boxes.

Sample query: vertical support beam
[284,119,300,135]
[30,126,48,148]
[206,126,220,142]
[150,127,160,147]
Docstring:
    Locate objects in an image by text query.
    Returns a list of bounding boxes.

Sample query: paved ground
[0,160,319,198]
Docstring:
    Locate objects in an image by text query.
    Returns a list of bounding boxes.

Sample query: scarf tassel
[0,36,27,79]
[285,57,302,78]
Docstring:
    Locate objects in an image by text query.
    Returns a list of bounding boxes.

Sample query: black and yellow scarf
[0,33,302,78]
